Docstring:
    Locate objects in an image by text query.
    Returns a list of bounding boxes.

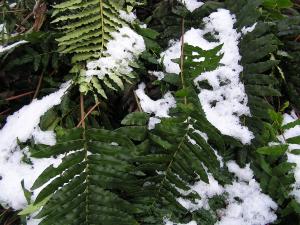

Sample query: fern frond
[30,128,139,225]
[225,0,282,147]
[124,43,234,225]
[52,0,124,63]
[253,111,300,219]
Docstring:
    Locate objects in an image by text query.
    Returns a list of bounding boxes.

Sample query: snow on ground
[0,81,71,209]
[135,83,176,129]
[86,26,145,80]
[160,9,254,144]
[279,111,300,203]
[167,161,277,225]
[180,0,204,12]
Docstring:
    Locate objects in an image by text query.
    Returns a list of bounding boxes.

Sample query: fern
[52,0,149,97]
[52,0,124,63]
[29,128,140,225]
[276,15,300,112]
[253,110,300,222]
[127,44,233,225]
[226,0,282,147]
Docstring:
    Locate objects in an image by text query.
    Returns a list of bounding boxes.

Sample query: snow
[0,40,28,53]
[227,161,254,182]
[27,218,41,225]
[0,24,4,32]
[9,3,17,8]
[241,23,257,35]
[160,9,254,144]
[172,161,277,225]
[217,162,278,225]
[180,0,204,12]
[149,71,165,80]
[0,81,71,209]
[148,117,162,130]
[86,26,145,80]
[280,112,300,203]
[32,127,56,146]
[135,83,176,129]
[176,173,224,211]
[119,10,137,23]
[164,219,197,225]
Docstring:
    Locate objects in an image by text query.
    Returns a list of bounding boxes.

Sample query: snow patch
[0,81,71,209]
[241,23,257,35]
[0,40,28,53]
[149,71,165,80]
[86,26,145,80]
[172,161,277,225]
[164,219,197,225]
[135,83,176,130]
[160,9,254,144]
[280,112,300,202]
[119,10,137,23]
[176,173,224,211]
[180,0,204,12]
[217,162,278,225]
[227,161,254,182]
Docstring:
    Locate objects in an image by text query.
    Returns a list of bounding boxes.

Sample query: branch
[77,101,100,128]
[79,93,86,128]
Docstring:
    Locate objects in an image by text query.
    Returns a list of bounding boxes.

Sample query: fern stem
[5,91,34,101]
[180,18,187,105]
[80,93,86,128]
[77,100,100,127]
[134,91,143,112]
[32,72,44,100]
[149,124,191,211]
[99,0,105,55]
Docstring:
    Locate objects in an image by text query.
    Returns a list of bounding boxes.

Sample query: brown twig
[77,101,101,128]
[134,91,142,112]
[32,72,44,100]
[5,91,34,101]
[0,108,11,115]
[79,93,86,128]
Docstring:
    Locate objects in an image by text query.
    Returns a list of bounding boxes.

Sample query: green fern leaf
[30,128,139,225]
